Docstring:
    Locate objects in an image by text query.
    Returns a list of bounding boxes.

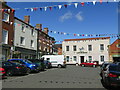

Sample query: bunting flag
[44,7,47,11]
[58,5,62,10]
[100,0,102,4]
[81,2,85,6]
[13,23,119,38]
[1,1,119,13]
[74,3,78,8]
[93,1,96,5]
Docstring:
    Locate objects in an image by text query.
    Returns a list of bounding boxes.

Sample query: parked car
[102,63,120,88]
[0,67,6,79]
[100,62,112,77]
[80,61,98,67]
[44,60,52,69]
[28,59,43,71]
[8,59,40,73]
[2,61,30,76]
[42,55,66,68]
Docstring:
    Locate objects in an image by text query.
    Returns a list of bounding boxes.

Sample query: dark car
[8,59,40,73]
[0,67,6,79]
[100,62,112,77]
[2,61,30,76]
[102,63,120,88]
[28,59,45,71]
[44,60,52,69]
[28,59,42,72]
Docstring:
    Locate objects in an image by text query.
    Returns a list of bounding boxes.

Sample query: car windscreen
[23,59,32,64]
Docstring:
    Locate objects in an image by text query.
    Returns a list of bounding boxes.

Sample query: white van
[42,55,66,68]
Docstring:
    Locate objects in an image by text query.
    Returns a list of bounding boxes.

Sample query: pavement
[2,65,106,89]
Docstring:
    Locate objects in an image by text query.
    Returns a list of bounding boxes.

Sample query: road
[2,65,106,89]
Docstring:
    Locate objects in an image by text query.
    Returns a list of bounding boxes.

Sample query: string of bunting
[14,23,120,38]
[0,0,118,13]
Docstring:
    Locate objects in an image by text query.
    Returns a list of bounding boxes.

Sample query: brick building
[2,2,15,60]
[109,39,120,62]
[36,24,55,58]
[53,44,62,55]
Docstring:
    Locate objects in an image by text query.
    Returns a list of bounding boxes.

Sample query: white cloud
[75,12,83,21]
[59,11,73,22]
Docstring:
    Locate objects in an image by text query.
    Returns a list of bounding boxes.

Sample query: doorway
[80,56,84,63]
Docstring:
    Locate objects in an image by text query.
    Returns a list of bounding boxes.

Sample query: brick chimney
[36,24,42,30]
[43,28,49,34]
[24,16,30,24]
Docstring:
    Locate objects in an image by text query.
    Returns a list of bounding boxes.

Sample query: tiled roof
[64,37,110,41]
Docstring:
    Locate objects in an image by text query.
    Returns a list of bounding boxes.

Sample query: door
[80,56,84,63]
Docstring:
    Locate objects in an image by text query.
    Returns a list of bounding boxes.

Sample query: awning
[112,55,120,57]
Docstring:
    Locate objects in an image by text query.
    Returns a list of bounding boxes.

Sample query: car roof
[8,59,23,61]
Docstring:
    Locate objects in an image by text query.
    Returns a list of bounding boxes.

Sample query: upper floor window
[31,29,34,36]
[100,56,104,62]
[88,45,92,51]
[20,37,25,45]
[100,44,104,50]
[3,13,9,22]
[73,56,77,61]
[31,40,34,47]
[2,30,8,44]
[66,46,69,51]
[73,45,77,51]
[116,44,120,48]
[22,24,25,32]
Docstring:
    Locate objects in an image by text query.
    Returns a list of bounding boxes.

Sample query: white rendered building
[62,37,110,65]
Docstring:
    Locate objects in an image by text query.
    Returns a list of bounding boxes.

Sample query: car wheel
[7,70,13,76]
[93,65,96,68]
[81,65,85,67]
[26,68,31,75]
[58,64,62,68]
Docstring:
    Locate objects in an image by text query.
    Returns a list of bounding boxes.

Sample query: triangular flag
[93,1,96,5]
[33,8,37,11]
[49,7,52,11]
[1,9,4,12]
[64,5,67,8]
[100,0,102,4]
[44,7,47,11]
[58,5,62,9]
[25,8,29,11]
[12,9,15,13]
[40,8,42,11]
[81,2,84,6]
[31,8,34,12]
[74,3,78,8]
[86,2,89,5]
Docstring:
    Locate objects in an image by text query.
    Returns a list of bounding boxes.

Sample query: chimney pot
[24,16,30,24]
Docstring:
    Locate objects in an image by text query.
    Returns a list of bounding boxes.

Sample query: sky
[7,2,119,44]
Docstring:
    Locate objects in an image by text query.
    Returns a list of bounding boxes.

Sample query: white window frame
[88,56,92,61]
[3,13,9,22]
[31,29,34,36]
[88,45,92,51]
[73,45,77,51]
[100,55,104,62]
[21,24,25,32]
[2,29,8,44]
[20,37,25,45]
[100,44,104,51]
[66,56,70,62]
[31,40,34,48]
[73,56,77,61]
[66,46,69,51]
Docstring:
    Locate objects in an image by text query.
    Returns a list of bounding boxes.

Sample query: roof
[64,37,110,41]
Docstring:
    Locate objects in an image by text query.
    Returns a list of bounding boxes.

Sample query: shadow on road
[100,79,120,90]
